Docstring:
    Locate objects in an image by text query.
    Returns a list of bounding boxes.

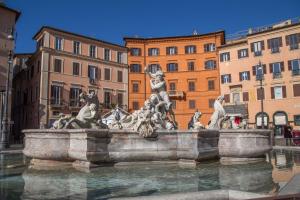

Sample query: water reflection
[0,150,300,199]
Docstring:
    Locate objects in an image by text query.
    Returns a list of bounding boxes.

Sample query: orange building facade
[219,20,300,134]
[125,31,225,129]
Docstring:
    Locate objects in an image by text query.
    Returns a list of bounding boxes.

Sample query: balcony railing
[271,47,280,54]
[292,69,300,76]
[256,74,264,81]
[273,72,282,79]
[168,90,185,98]
[254,51,262,57]
[50,98,63,107]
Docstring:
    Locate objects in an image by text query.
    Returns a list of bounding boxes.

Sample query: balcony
[273,72,282,79]
[292,69,300,76]
[50,98,64,108]
[254,51,262,57]
[256,74,264,81]
[89,78,97,85]
[271,47,280,54]
[168,90,185,98]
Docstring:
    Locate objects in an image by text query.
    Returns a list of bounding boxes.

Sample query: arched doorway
[273,111,288,137]
[255,112,269,129]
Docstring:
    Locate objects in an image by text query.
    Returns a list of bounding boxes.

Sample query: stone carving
[208,95,227,130]
[188,110,205,130]
[52,91,107,129]
[110,66,177,137]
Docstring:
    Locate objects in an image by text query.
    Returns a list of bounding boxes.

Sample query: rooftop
[0,4,21,21]
[33,26,127,50]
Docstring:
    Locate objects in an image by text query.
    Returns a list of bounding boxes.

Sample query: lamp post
[0,28,14,150]
[258,61,265,129]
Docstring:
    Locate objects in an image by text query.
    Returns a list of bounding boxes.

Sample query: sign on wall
[274,115,287,126]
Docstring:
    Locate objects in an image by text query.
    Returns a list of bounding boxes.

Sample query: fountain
[22,66,272,171]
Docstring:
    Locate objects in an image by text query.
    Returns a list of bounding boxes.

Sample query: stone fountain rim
[219,129,271,135]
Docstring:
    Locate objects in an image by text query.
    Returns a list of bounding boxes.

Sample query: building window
[286,33,300,50]
[189,100,196,109]
[130,64,141,73]
[238,49,248,58]
[204,43,216,52]
[252,64,266,80]
[271,86,286,99]
[220,52,230,62]
[148,64,160,73]
[55,37,63,50]
[239,71,250,81]
[169,82,176,91]
[89,45,96,58]
[187,61,194,71]
[37,36,44,48]
[233,93,240,103]
[117,93,123,106]
[205,60,216,70]
[104,68,111,81]
[267,37,282,53]
[104,49,110,61]
[171,100,176,109]
[209,99,214,108]
[221,74,231,84]
[73,62,80,76]
[132,101,139,110]
[117,71,123,82]
[166,46,177,55]
[294,115,300,126]
[132,83,139,93]
[104,91,111,108]
[70,88,81,107]
[167,63,178,72]
[293,84,300,97]
[243,92,249,102]
[188,81,195,91]
[148,48,159,56]
[208,80,215,90]
[270,62,283,79]
[251,41,264,56]
[54,59,62,73]
[130,48,141,56]
[185,45,196,54]
[288,59,300,76]
[224,94,230,103]
[257,88,265,100]
[73,41,80,55]
[88,65,98,81]
[117,52,122,63]
[50,85,62,105]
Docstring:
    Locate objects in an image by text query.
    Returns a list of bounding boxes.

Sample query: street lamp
[0,28,14,150]
[257,61,265,129]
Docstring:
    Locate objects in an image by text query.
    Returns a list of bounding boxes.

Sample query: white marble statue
[208,95,227,130]
[110,65,177,137]
[188,110,205,130]
[52,91,107,129]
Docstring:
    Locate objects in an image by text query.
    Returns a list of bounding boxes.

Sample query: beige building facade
[0,4,20,135]
[12,26,128,138]
[219,20,300,134]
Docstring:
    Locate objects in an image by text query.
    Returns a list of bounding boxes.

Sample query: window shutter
[243,92,249,102]
[271,87,274,99]
[148,48,151,56]
[252,66,256,75]
[261,41,265,50]
[157,48,160,56]
[282,86,287,98]
[221,75,224,84]
[263,64,267,74]
[237,50,241,59]
[224,94,230,103]
[250,43,254,52]
[286,35,290,45]
[297,33,300,43]
[95,67,98,79]
[194,45,197,53]
[166,47,169,55]
[293,84,300,97]
[288,60,292,71]
[220,54,224,62]
[88,65,91,78]
[247,71,251,80]
[239,72,242,81]
[269,64,273,73]
[279,37,283,47]
[175,47,178,54]
[185,46,188,54]
[280,62,284,72]
[229,74,232,83]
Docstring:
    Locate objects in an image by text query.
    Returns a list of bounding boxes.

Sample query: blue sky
[6,0,300,53]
